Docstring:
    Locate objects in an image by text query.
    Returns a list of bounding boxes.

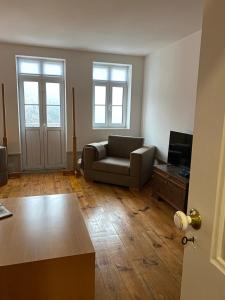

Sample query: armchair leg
[129,186,142,192]
[84,176,93,183]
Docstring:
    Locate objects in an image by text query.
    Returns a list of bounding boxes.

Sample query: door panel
[25,130,43,169]
[46,130,63,167]
[181,0,225,299]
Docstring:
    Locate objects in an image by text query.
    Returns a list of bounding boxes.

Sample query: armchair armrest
[83,147,96,170]
[130,146,156,183]
[83,141,108,170]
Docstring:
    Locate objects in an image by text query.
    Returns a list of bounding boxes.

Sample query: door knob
[174,209,201,231]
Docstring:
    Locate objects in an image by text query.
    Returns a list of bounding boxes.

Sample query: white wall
[142,31,202,161]
[0,43,144,155]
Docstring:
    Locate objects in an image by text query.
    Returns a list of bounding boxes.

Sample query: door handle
[174,208,202,231]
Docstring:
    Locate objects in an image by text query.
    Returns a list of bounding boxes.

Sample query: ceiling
[0,0,203,55]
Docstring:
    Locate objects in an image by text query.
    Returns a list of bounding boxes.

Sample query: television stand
[151,164,189,212]
[178,166,190,178]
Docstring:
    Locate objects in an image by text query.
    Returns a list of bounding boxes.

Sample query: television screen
[167,131,193,168]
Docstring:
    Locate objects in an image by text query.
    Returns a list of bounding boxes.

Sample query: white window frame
[92,62,132,129]
[16,56,66,128]
[16,56,65,78]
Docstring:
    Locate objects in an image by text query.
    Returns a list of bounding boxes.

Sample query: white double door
[19,77,66,170]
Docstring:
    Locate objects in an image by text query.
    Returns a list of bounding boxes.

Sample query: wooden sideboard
[151,164,189,212]
[0,194,95,300]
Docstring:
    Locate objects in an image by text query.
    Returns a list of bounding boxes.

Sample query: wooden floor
[0,173,183,300]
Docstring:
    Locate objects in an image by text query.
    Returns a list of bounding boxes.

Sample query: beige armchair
[83,135,155,189]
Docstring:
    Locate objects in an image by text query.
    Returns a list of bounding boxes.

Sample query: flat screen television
[167,131,193,169]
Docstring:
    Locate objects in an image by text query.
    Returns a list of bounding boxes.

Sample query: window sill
[92,127,130,130]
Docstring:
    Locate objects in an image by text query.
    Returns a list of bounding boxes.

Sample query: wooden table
[0,194,95,300]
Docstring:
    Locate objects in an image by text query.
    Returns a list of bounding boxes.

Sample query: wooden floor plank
[0,173,183,300]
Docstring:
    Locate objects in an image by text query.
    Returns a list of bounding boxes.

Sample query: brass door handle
[174,209,202,231]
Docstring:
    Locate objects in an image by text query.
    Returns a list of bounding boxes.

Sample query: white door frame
[18,75,66,170]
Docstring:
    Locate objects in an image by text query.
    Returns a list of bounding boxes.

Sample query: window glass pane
[95,85,106,105]
[47,106,61,127]
[46,83,60,105]
[43,62,63,76]
[20,60,40,74]
[95,106,105,124]
[93,66,108,80]
[24,81,39,104]
[111,68,127,81]
[112,86,123,105]
[25,105,40,127]
[112,106,123,124]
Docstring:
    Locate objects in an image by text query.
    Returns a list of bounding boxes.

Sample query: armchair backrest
[107,135,144,158]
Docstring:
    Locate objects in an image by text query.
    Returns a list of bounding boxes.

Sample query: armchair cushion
[92,157,130,175]
[107,135,144,158]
